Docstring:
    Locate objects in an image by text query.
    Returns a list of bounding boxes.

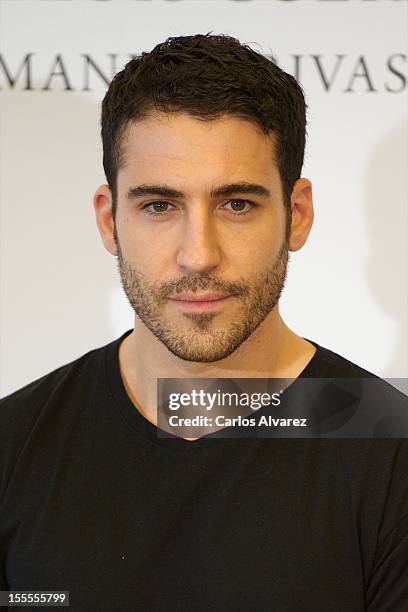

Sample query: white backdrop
[0,0,407,396]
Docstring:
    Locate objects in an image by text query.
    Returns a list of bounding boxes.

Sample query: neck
[118,306,316,428]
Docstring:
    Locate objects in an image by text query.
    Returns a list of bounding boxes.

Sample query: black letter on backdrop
[345,56,377,92]
[43,55,73,91]
[0,54,34,90]
[83,54,118,91]
[385,54,407,92]
[312,55,345,91]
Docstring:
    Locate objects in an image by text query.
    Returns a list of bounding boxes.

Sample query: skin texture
[94,112,315,436]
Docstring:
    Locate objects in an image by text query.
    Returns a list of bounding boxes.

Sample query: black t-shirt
[1,330,407,611]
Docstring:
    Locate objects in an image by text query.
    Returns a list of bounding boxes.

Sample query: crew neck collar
[105,328,324,453]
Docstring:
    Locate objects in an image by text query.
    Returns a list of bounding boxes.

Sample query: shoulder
[0,344,103,415]
[305,340,382,378]
[0,339,112,499]
[305,340,407,406]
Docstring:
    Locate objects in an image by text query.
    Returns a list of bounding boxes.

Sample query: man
[0,34,407,611]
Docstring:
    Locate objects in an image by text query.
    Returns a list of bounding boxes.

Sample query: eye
[140,199,256,217]
[141,201,175,215]
[222,199,255,216]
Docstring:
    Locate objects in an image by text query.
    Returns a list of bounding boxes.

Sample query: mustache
[157,276,249,300]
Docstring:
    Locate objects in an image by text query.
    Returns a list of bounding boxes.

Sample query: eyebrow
[126,182,272,201]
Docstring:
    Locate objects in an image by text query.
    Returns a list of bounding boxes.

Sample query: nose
[176,206,222,275]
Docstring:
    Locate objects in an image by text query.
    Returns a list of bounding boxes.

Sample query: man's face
[114,112,289,363]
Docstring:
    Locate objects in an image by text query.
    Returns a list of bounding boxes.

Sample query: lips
[168,292,234,312]
[169,293,230,302]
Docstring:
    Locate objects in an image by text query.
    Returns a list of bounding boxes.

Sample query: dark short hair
[101,33,307,219]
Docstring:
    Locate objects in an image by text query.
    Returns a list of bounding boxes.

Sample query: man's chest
[4,449,366,611]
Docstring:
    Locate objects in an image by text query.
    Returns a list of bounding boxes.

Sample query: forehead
[118,112,280,187]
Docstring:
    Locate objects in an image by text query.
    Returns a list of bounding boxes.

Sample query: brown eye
[230,201,247,212]
[152,202,168,212]
[142,201,174,215]
[223,200,255,216]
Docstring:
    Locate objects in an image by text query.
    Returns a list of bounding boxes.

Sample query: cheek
[224,240,275,281]
[116,212,157,255]
[118,230,172,283]
[226,219,283,265]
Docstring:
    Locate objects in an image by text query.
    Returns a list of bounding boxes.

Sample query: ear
[288,178,314,252]
[93,184,118,256]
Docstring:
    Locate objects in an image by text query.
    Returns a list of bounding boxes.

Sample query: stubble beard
[115,230,289,363]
